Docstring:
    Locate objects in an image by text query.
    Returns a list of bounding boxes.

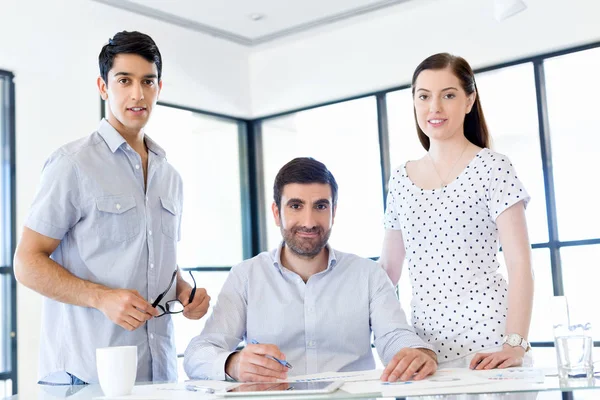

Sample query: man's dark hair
[98,31,162,84]
[273,157,338,210]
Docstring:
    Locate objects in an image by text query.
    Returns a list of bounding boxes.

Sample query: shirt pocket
[159,197,178,240]
[95,194,140,242]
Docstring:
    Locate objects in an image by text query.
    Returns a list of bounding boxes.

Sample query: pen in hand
[250,339,293,369]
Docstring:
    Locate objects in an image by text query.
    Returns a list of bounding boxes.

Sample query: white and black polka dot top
[384,148,530,363]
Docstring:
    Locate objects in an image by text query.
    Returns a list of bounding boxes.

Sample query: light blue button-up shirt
[184,244,433,380]
[25,119,183,384]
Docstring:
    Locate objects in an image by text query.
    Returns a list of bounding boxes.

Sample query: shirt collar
[97,118,166,158]
[144,133,166,158]
[271,242,338,273]
[97,119,126,153]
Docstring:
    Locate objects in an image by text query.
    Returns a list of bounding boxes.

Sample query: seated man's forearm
[184,333,237,380]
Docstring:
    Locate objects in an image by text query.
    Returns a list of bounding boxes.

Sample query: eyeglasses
[152,270,196,317]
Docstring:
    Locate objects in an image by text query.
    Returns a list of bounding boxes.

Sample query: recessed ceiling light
[249,13,266,21]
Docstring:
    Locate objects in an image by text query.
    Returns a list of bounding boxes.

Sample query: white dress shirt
[184,244,433,380]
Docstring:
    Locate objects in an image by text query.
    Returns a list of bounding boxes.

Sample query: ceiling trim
[91,0,411,46]
[251,0,411,45]
[92,0,254,45]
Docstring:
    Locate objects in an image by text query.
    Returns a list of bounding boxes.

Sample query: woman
[380,53,533,369]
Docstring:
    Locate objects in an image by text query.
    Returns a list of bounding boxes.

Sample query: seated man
[184,157,437,383]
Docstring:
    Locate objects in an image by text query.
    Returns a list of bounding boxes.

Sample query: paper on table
[379,368,546,397]
[283,369,383,383]
[343,368,492,395]
[472,367,546,383]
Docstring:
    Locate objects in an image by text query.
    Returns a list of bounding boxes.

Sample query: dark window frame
[0,69,17,395]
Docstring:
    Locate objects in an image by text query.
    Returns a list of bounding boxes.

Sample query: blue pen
[250,339,293,369]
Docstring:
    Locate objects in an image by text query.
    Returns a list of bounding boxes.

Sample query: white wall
[0,0,250,396]
[249,0,600,117]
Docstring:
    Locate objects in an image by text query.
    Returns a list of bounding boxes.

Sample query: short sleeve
[486,155,530,222]
[383,169,402,230]
[25,152,82,240]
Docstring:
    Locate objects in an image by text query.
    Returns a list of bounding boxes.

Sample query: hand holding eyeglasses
[152,270,211,320]
[177,273,210,320]
[96,288,159,331]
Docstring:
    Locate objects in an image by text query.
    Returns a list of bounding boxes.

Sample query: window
[0,70,16,395]
[544,47,600,242]
[475,63,548,244]
[143,104,246,373]
[261,97,384,257]
[173,271,229,366]
[561,244,600,330]
[145,105,245,267]
[387,89,425,171]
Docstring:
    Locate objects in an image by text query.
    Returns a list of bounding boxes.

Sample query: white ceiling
[92,0,415,46]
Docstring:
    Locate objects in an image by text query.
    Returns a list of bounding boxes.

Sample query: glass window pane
[387,89,425,170]
[0,76,5,265]
[544,47,600,241]
[475,64,548,244]
[145,106,244,267]
[497,248,554,343]
[172,271,229,358]
[261,97,384,257]
[561,244,600,333]
[0,74,12,379]
[0,379,12,398]
[0,274,6,373]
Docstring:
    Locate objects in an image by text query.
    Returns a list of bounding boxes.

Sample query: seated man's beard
[281,226,331,258]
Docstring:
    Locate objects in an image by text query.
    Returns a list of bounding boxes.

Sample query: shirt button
[115,203,121,210]
[307,340,316,347]
[135,164,140,170]
[149,298,154,303]
[150,333,154,340]
[148,230,152,236]
[150,263,154,269]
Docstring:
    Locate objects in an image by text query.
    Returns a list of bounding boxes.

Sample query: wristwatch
[503,333,531,352]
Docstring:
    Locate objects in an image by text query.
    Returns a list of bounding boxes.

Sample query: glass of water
[554,322,593,381]
[550,296,594,384]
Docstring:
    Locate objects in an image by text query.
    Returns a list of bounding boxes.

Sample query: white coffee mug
[96,345,138,397]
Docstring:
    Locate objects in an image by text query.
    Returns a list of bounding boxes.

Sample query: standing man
[184,157,437,383]
[14,31,210,385]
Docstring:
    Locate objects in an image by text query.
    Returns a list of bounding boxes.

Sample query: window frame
[0,69,17,395]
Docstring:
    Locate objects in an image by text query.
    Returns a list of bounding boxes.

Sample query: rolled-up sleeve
[25,152,81,239]
[369,267,434,365]
[184,267,248,380]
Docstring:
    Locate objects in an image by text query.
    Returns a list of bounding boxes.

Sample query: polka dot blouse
[384,148,530,363]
